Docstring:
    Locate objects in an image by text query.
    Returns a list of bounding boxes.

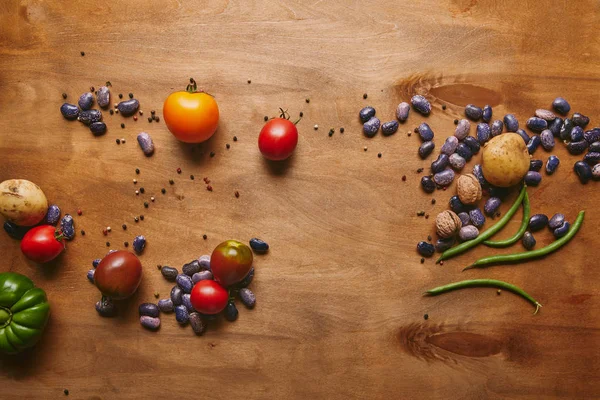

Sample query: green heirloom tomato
[0,272,50,354]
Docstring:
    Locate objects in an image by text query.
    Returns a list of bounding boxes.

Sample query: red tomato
[20,225,65,263]
[94,251,143,300]
[258,118,299,161]
[163,78,219,143]
[190,280,228,315]
[210,240,253,287]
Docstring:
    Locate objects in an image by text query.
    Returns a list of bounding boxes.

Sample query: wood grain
[1,0,600,398]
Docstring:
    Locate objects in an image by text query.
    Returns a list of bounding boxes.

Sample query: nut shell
[435,210,462,238]
[456,174,482,205]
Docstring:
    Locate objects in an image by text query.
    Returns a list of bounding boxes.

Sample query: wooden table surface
[1,0,599,398]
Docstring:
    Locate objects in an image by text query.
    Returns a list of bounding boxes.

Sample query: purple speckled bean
[87,269,95,282]
[78,109,102,125]
[182,294,194,312]
[545,155,560,174]
[503,114,519,132]
[95,297,117,317]
[132,235,146,254]
[182,260,201,276]
[176,274,193,293]
[96,86,110,108]
[189,312,207,335]
[468,208,486,228]
[239,288,256,308]
[457,212,470,227]
[43,204,61,225]
[381,120,399,136]
[441,136,459,155]
[570,126,584,142]
[175,305,189,324]
[363,117,380,138]
[584,128,600,144]
[567,140,588,155]
[60,214,75,240]
[553,221,571,238]
[548,213,565,230]
[411,95,431,115]
[484,197,501,216]
[431,154,449,174]
[90,122,107,136]
[526,117,547,133]
[92,258,101,268]
[161,266,178,281]
[552,97,570,115]
[524,171,542,186]
[433,169,455,186]
[235,267,255,288]
[449,153,466,170]
[465,104,483,121]
[592,164,600,180]
[491,120,503,137]
[515,129,530,144]
[198,254,211,270]
[192,270,213,283]
[359,106,376,123]
[476,123,491,144]
[137,132,155,156]
[78,92,94,110]
[117,99,139,116]
[572,113,589,128]
[482,105,492,123]
[396,102,410,122]
[158,298,174,312]
[60,103,79,120]
[139,303,160,317]
[418,141,435,159]
[459,225,479,241]
[418,123,434,141]
[548,118,563,137]
[454,119,470,140]
[170,286,183,305]
[522,232,536,250]
[540,129,555,151]
[535,109,556,121]
[435,237,455,252]
[140,316,161,330]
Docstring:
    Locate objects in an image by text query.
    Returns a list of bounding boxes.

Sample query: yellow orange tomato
[163,79,219,143]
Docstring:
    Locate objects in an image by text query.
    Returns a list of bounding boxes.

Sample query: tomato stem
[186,78,198,93]
[54,230,64,242]
[293,116,302,125]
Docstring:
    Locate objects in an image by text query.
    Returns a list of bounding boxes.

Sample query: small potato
[0,179,48,226]
[482,133,530,187]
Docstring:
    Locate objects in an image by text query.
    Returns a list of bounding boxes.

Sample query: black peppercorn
[233,136,238,141]
[116,139,121,144]
[424,313,429,320]
[122,224,127,230]
[128,93,133,98]
[363,93,368,99]
[190,175,194,180]
[121,123,125,128]
[305,98,310,103]
[420,258,425,264]
[151,110,155,115]
[135,168,140,174]
[80,51,85,56]
[431,199,436,204]
[124,242,129,247]
[64,388,69,395]
[161,188,166,194]
[119,93,123,99]
[454,119,459,125]
[210,151,215,157]
[155,117,160,122]
[81,230,85,236]
[106,242,110,247]
[377,153,382,158]
[134,216,139,222]
[442,104,447,110]
[62,93,67,99]
[144,202,149,208]
[226,144,230,149]
[109,109,114,115]
[169,179,174,185]
[148,117,152,122]
[340,127,345,133]
[203,234,207,240]
[139,187,145,194]
[140,215,144,221]
[264,116,268,121]
[299,112,304,117]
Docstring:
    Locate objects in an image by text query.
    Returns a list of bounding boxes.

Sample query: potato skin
[0,179,48,226]
[482,133,530,187]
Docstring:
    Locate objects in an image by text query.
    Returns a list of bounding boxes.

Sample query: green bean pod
[436,185,527,263]
[464,210,585,271]
[424,278,542,314]
[483,192,530,248]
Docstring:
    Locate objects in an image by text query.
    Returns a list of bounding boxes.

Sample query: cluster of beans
[523,213,570,249]
[359,95,435,138]
[3,204,76,241]
[60,86,141,136]
[136,254,257,334]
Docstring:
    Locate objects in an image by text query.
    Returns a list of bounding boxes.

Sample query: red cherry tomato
[20,225,65,263]
[210,240,253,287]
[94,251,143,300]
[190,280,228,315]
[258,118,299,161]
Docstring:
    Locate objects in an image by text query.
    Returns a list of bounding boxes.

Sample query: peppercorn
[305,98,310,103]
[203,234,207,240]
[408,132,412,137]
[424,313,429,320]
[128,93,133,99]
[414,127,419,133]
[124,241,129,247]
[122,224,127,230]
[154,292,160,298]
[364,147,367,151]
[425,214,430,219]
[328,131,333,137]
[109,109,114,115]
[116,139,121,144]
[497,289,502,295]
[62,93,67,99]
[233,136,238,141]
[119,93,123,99]
[155,117,160,122]
[226,143,230,149]
[80,51,85,56]
[431,199,436,204]
[402,175,406,181]
[417,168,424,173]
[139,215,144,221]
[454,119,459,125]
[363,93,368,99]
[210,151,215,157]
[161,188,166,194]
[102,228,108,236]
[134,217,139,222]
[417,211,425,216]
[139,110,143,115]
[299,112,304,117]
[151,110,155,115]
[135,190,139,195]
[121,139,126,144]
[77,209,82,216]
[140,188,145,194]
[157,265,162,270]
[81,230,85,236]
[314,124,318,130]
[378,153,382,158]
[148,117,152,122]
[442,104,447,110]
[150,196,155,202]
[235,191,240,198]
[340,127,344,133]
[64,388,69,395]
[206,185,213,191]
[144,202,149,208]
[190,174,195,180]
[169,179,174,185]
[177,168,182,174]
[264,116,268,121]
[135,168,140,174]
[106,242,110,247]
[133,116,138,121]
[427,235,432,241]
[90,86,95,92]
[121,123,125,129]
[420,258,425,264]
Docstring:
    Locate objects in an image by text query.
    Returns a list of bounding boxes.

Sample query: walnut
[457,174,482,205]
[435,210,462,238]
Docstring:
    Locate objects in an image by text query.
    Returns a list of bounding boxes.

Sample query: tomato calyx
[186,78,214,97]
[54,230,65,242]
[276,108,302,125]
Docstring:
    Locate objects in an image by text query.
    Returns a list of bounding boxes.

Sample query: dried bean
[176,274,194,293]
[572,113,589,128]
[158,298,174,312]
[161,266,178,281]
[78,109,102,125]
[117,99,140,116]
[574,161,592,183]
[382,120,399,136]
[463,136,480,154]
[417,241,435,257]
[548,213,565,230]
[43,204,61,225]
[132,235,146,254]
[593,164,600,180]
[140,316,160,330]
[476,123,491,144]
[435,237,455,252]
[396,102,410,122]
[92,258,101,268]
[503,114,519,132]
[95,297,117,317]
[90,121,107,136]
[139,303,160,317]
[454,119,470,140]
[548,118,563,137]
[224,302,239,321]
[515,129,530,144]
[472,164,488,188]
[170,286,183,305]
[583,152,600,165]
[522,231,536,250]
[78,92,94,110]
[524,171,542,186]
[431,154,449,173]
[535,109,556,121]
[459,225,479,241]
[449,195,467,213]
[60,103,79,120]
[455,143,473,161]
[570,126,584,142]
[449,153,466,170]
[418,141,435,159]
[192,270,214,283]
[540,129,555,151]
[420,176,436,193]
[174,305,189,324]
[584,128,600,144]
[411,95,431,115]
[457,212,470,226]
[528,214,548,231]
[363,117,380,137]
[491,120,503,137]
[234,267,254,288]
[96,86,110,108]
[60,214,75,240]
[137,132,155,156]
[484,197,501,216]
[359,106,376,123]
[189,312,207,335]
[545,155,560,175]
[182,260,201,276]
[182,294,194,312]
[465,104,483,121]
[526,135,541,154]
[198,254,211,270]
[433,169,455,186]
[559,118,574,141]
[87,269,95,282]
[239,288,256,308]
[440,136,459,155]
[3,222,25,239]
[482,105,492,123]
[529,159,543,171]
[526,117,547,133]
[552,97,570,115]
[249,238,269,253]
[469,208,485,228]
[567,140,588,155]
[553,221,570,238]
[418,123,434,141]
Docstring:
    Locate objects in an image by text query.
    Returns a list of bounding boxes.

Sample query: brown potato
[482,133,530,187]
[0,179,48,226]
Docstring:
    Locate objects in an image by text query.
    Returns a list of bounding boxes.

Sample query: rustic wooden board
[1,0,599,398]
